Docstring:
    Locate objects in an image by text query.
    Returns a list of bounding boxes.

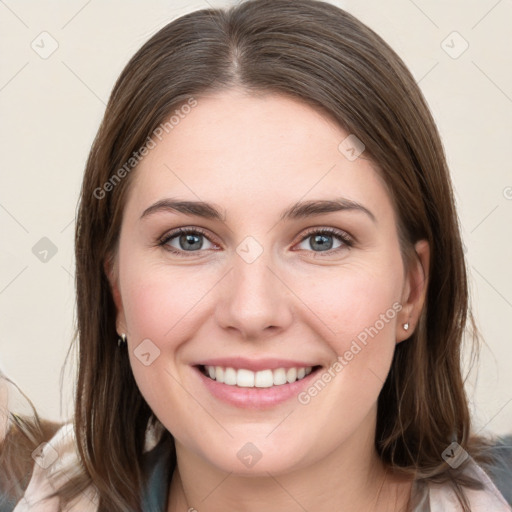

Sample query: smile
[200,365,316,388]
[193,358,324,408]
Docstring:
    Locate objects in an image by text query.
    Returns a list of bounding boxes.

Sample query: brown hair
[0,375,62,506]
[7,0,498,509]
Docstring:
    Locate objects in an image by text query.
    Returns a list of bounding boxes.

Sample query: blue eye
[296,227,353,255]
[159,227,215,256]
[158,226,353,257]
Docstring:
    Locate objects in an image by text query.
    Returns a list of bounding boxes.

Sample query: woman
[8,0,512,510]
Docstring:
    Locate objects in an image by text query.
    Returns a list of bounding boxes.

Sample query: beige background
[0,0,511,436]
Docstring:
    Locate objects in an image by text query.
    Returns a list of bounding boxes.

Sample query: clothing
[10,423,512,512]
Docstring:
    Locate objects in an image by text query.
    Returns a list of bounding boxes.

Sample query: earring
[403,322,409,331]
[117,333,127,347]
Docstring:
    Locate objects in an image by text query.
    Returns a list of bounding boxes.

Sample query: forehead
[125,89,393,223]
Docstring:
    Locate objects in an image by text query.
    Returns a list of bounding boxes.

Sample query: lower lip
[193,366,322,409]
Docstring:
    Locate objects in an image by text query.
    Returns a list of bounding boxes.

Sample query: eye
[295,227,353,255]
[158,227,217,256]
[157,226,353,257]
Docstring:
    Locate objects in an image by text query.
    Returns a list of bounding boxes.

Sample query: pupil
[311,234,332,251]
[181,233,202,251]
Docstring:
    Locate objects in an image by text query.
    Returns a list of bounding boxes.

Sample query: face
[107,89,428,476]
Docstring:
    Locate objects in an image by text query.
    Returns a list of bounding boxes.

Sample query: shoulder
[13,419,170,512]
[13,422,98,512]
[427,457,512,511]
[484,435,512,505]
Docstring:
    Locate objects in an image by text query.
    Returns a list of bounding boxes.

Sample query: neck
[166,429,413,512]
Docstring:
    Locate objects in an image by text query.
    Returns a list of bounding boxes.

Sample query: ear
[103,253,127,336]
[396,239,430,343]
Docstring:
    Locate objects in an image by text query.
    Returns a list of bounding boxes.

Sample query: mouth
[197,364,322,388]
[192,362,324,409]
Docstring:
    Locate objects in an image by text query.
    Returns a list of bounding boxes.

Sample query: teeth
[215,366,224,383]
[237,369,255,387]
[255,369,273,388]
[203,365,314,387]
[273,368,287,386]
[224,367,237,385]
[286,367,297,383]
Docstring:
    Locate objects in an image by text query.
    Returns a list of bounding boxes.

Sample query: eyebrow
[140,197,376,224]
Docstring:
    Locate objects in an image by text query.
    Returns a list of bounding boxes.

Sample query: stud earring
[403,322,409,331]
[117,333,127,347]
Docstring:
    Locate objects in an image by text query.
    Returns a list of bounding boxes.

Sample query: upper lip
[194,357,321,372]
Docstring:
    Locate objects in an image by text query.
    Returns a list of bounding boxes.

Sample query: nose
[214,248,294,342]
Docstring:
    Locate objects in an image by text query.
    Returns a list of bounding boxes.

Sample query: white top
[13,423,512,512]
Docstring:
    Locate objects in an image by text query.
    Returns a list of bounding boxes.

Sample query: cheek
[119,258,214,342]
[289,265,402,444]
[286,254,404,409]
[119,264,202,433]
[122,278,178,341]
[293,262,402,347]
[118,259,219,411]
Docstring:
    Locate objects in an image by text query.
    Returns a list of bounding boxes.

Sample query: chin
[194,437,312,477]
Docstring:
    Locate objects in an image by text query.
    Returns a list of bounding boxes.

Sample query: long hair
[0,374,62,508]
[10,0,499,509]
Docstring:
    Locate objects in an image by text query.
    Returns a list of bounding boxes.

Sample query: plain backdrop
[0,0,511,436]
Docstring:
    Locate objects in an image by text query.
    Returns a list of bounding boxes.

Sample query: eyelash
[157,226,354,258]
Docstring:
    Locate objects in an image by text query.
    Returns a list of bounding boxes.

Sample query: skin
[106,88,430,512]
